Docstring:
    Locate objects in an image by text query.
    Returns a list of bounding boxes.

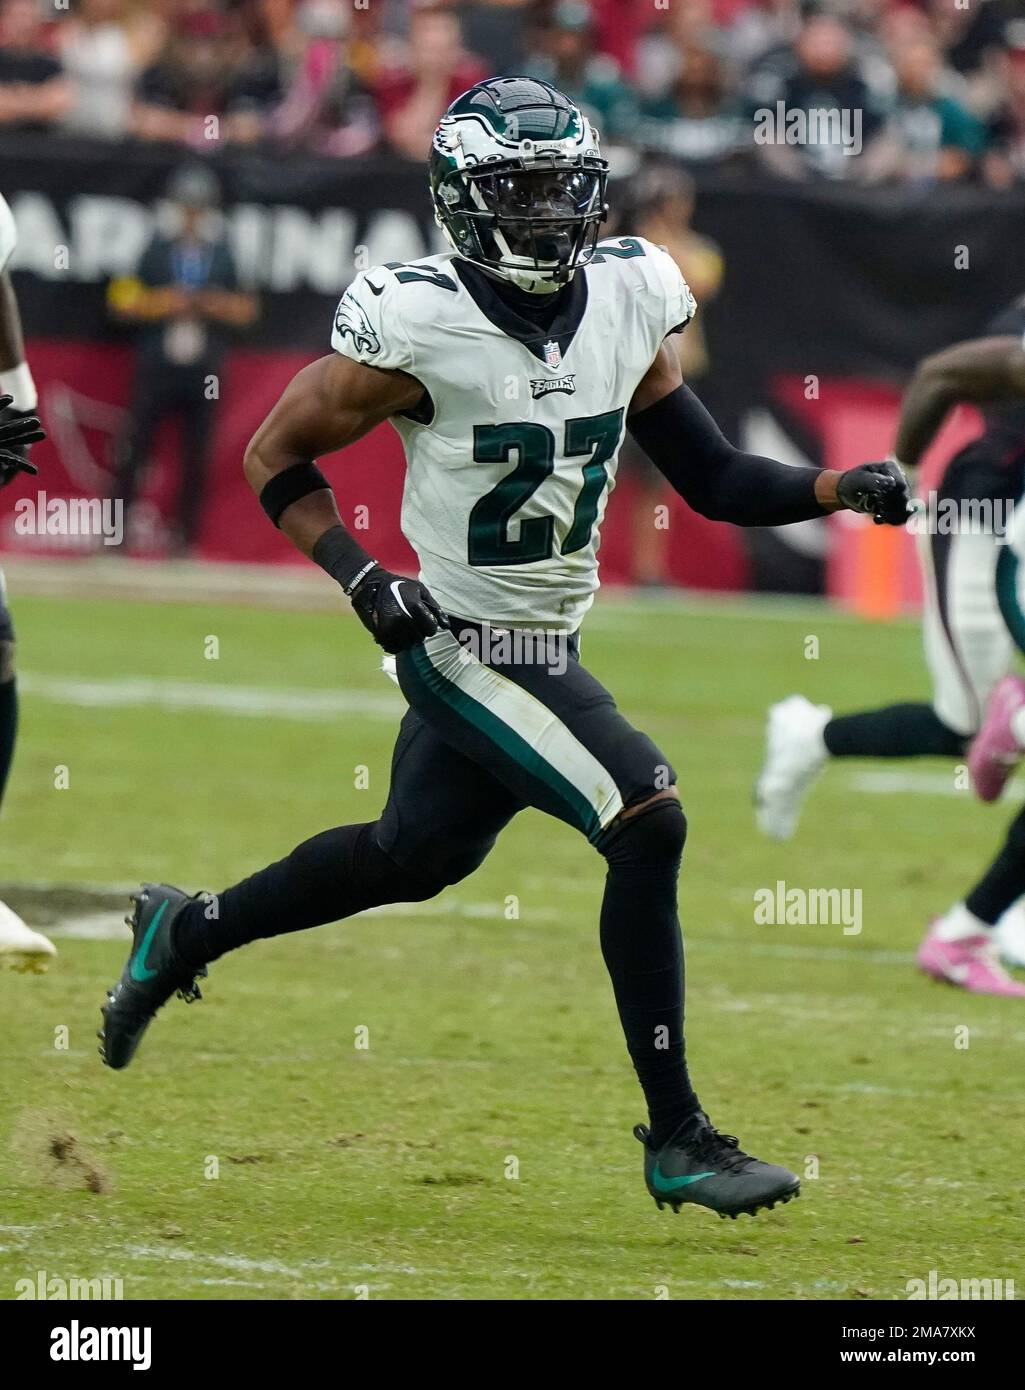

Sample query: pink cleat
[968,674,1025,802]
[918,920,1025,997]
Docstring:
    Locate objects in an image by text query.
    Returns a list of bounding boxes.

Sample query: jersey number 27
[468,408,625,567]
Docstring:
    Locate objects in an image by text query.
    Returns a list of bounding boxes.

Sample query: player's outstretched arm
[894,336,1025,469]
[627,342,911,527]
[244,352,447,652]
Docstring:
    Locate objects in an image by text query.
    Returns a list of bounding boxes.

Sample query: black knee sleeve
[598,798,688,873]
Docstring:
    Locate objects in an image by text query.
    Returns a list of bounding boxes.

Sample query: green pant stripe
[997,546,1025,656]
[408,643,604,842]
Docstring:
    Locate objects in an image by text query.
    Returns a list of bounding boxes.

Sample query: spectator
[0,0,71,132]
[984,43,1025,187]
[728,0,803,74]
[639,41,748,165]
[863,36,988,184]
[58,0,164,139]
[527,1,638,143]
[265,0,380,157]
[928,0,1009,82]
[108,164,258,555]
[132,9,280,148]
[750,13,883,180]
[375,7,487,161]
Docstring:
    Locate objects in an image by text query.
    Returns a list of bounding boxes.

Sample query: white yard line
[19,672,402,722]
[848,768,1024,800]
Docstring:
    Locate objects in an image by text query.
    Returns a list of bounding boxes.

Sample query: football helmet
[430,76,608,293]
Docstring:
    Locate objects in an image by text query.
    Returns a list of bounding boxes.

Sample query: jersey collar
[453,259,589,366]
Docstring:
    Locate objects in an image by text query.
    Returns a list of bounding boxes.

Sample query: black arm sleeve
[627,383,827,526]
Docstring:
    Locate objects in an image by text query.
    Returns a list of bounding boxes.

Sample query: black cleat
[98,883,207,1071]
[636,1112,800,1219]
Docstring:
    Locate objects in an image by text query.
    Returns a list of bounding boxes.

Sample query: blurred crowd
[1,0,1024,186]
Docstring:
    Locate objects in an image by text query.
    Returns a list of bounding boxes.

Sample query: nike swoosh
[129,900,168,983]
[389,580,412,619]
[651,1164,716,1193]
[366,279,384,296]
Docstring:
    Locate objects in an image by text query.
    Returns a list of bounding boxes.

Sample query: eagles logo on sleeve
[333,290,381,359]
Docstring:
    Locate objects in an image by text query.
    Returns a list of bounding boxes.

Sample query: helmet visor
[469,166,603,265]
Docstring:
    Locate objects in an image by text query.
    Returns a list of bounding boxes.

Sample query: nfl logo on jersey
[544,339,562,369]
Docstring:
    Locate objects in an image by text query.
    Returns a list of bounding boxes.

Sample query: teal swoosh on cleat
[129,901,168,983]
[651,1164,717,1193]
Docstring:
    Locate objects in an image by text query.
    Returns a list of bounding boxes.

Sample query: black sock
[0,677,16,809]
[965,805,1025,926]
[823,703,966,758]
[172,822,442,966]
[598,801,700,1148]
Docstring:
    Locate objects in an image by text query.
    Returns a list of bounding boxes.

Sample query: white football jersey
[0,194,16,273]
[331,237,695,630]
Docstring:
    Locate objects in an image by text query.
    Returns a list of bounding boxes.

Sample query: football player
[756,295,1025,997]
[99,79,908,1218]
[0,190,53,971]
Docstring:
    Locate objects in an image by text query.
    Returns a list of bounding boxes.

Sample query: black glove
[0,393,45,490]
[836,459,912,526]
[349,564,449,654]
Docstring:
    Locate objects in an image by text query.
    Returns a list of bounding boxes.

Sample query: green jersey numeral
[383,262,458,291]
[591,237,646,264]
[467,409,625,567]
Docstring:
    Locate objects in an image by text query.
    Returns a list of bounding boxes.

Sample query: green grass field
[2,584,1023,1300]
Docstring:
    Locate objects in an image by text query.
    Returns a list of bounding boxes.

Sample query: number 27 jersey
[331,237,695,631]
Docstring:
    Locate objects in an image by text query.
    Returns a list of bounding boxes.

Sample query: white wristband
[0,361,37,412]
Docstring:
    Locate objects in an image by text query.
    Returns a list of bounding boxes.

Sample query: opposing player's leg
[99,708,521,1068]
[917,534,1025,995]
[397,624,799,1217]
[0,574,56,970]
[756,523,1002,840]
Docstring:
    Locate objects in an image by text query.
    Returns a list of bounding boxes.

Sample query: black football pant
[174,622,700,1141]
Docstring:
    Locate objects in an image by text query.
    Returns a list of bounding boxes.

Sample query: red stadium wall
[0,338,749,592]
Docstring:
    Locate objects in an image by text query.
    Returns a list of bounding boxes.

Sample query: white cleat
[755,695,832,840]
[995,900,1025,970]
[0,899,57,972]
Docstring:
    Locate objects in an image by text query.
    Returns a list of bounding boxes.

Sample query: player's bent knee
[0,639,14,683]
[597,795,687,871]
[389,835,497,897]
